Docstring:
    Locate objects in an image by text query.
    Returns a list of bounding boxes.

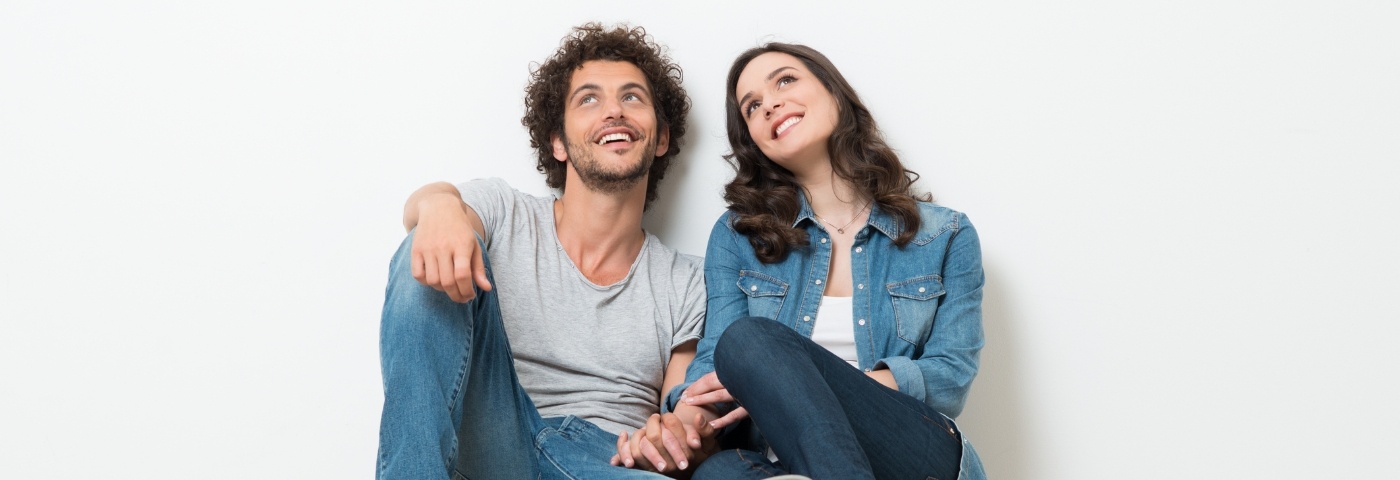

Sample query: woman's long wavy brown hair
[723,43,929,263]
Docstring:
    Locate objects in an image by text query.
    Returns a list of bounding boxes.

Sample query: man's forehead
[569,60,649,90]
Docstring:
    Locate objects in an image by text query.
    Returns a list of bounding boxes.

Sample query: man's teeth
[776,116,802,136]
[597,133,632,145]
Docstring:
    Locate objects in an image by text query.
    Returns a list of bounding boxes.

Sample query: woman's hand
[610,413,716,475]
[680,372,748,429]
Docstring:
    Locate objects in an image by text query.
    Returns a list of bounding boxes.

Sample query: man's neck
[553,177,648,286]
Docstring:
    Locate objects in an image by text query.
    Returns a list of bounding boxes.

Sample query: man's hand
[611,413,716,476]
[409,190,491,302]
[680,372,749,430]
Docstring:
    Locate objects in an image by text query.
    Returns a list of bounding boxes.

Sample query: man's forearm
[403,181,464,232]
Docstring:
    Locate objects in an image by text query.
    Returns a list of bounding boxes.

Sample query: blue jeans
[377,233,667,480]
[693,317,963,480]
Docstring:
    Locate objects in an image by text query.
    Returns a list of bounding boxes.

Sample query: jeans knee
[715,317,792,381]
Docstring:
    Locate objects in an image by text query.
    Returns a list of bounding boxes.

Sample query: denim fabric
[694,317,965,480]
[669,196,987,479]
[377,232,669,480]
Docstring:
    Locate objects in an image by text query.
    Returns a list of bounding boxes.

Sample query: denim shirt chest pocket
[885,275,945,345]
[737,270,789,320]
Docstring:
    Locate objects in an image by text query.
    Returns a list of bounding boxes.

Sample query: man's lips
[594,126,640,145]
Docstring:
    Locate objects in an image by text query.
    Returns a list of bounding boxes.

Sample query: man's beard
[564,131,656,194]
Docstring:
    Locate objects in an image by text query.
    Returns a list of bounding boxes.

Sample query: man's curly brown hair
[522,23,690,209]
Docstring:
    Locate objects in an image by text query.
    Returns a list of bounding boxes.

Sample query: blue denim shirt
[666,195,986,479]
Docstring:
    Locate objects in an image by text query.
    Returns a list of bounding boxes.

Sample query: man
[378,23,713,479]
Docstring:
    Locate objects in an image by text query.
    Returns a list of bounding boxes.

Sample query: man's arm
[613,340,719,476]
[402,181,492,302]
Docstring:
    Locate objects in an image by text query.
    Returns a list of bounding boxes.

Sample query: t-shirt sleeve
[671,253,706,349]
[456,178,515,248]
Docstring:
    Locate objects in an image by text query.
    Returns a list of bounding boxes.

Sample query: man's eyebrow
[737,66,798,111]
[569,83,600,99]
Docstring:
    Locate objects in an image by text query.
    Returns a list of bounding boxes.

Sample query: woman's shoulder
[708,209,742,234]
[911,201,974,245]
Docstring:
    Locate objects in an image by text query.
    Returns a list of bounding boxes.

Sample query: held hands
[410,193,491,302]
[610,413,716,475]
[608,372,747,476]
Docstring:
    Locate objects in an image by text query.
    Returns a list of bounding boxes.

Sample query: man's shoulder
[458,177,555,218]
[643,234,704,277]
[459,177,552,202]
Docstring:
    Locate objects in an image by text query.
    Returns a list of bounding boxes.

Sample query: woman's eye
[778,75,796,87]
[623,93,640,101]
[745,101,760,116]
[581,95,597,104]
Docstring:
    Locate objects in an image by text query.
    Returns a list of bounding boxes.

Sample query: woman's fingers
[709,406,749,430]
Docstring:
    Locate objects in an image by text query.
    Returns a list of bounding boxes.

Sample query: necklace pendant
[836,228,845,234]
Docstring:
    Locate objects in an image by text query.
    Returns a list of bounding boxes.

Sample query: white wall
[3,1,1397,478]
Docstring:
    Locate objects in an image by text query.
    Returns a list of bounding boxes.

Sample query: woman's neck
[798,164,867,222]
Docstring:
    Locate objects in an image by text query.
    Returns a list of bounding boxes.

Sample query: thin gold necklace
[813,200,871,234]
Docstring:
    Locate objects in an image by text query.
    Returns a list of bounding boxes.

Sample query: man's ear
[653,127,670,158]
[551,133,568,162]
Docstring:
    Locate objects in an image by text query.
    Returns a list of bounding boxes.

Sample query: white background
[3,1,1397,478]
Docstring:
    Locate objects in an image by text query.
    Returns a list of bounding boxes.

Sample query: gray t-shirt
[459,178,706,434]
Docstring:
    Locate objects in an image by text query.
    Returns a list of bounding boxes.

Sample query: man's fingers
[616,431,635,468]
[410,250,426,284]
[628,433,655,471]
[471,247,492,292]
[660,425,688,470]
[639,437,669,472]
[710,406,749,430]
[431,254,459,301]
[688,414,715,448]
[682,416,701,449]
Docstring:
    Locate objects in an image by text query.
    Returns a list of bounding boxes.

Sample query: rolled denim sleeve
[875,213,984,418]
[665,213,749,413]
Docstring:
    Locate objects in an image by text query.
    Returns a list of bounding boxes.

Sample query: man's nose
[603,97,624,119]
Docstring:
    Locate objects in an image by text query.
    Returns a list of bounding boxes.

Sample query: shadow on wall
[960,260,1031,479]
[640,141,714,250]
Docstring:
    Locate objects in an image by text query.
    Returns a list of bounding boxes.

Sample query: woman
[646,43,988,480]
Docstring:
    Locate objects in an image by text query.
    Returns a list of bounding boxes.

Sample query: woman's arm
[876,213,984,418]
[664,213,751,412]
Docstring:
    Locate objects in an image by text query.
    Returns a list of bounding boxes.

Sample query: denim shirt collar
[793,191,903,241]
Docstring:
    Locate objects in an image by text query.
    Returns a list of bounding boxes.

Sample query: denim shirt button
[820,238,827,244]
[855,246,863,253]
[751,285,758,291]
[918,287,926,293]
[803,316,811,322]
[815,279,822,285]
[857,284,864,289]
[858,319,866,326]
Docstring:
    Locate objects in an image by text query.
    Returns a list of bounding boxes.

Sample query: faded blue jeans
[377,232,668,480]
[693,317,966,480]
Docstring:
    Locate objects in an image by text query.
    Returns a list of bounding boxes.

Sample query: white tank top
[812,296,858,368]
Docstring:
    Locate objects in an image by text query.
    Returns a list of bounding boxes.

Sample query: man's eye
[624,93,640,101]
[581,96,597,104]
